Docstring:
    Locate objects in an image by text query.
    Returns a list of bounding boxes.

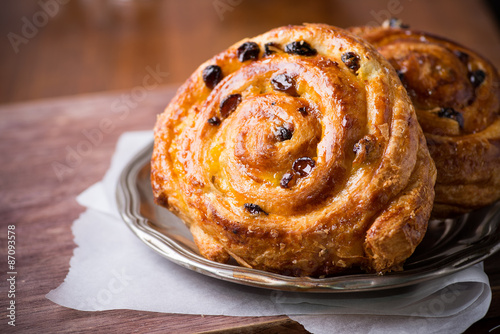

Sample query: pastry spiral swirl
[152,24,436,276]
[350,24,500,217]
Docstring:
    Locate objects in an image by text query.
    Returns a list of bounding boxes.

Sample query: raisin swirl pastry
[151,24,436,276]
[349,23,500,217]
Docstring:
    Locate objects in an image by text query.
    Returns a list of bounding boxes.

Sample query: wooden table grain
[1,0,500,333]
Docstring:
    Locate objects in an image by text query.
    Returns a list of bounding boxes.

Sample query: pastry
[350,21,500,217]
[151,24,436,276]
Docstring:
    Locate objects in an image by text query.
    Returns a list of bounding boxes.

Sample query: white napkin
[46,131,492,334]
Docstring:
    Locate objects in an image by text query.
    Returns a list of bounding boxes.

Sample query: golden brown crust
[349,25,500,218]
[152,24,436,276]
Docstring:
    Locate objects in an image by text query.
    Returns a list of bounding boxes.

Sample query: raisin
[353,135,380,163]
[271,73,298,96]
[453,50,469,64]
[264,42,281,57]
[284,41,317,56]
[244,203,268,215]
[207,116,221,126]
[396,69,405,82]
[220,94,242,118]
[279,172,295,189]
[275,126,293,141]
[469,70,486,88]
[298,106,308,116]
[341,52,361,73]
[292,157,315,177]
[237,42,260,62]
[202,65,223,89]
[438,107,464,128]
[353,136,373,155]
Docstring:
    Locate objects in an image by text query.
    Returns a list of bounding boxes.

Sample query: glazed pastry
[151,24,436,276]
[350,22,500,217]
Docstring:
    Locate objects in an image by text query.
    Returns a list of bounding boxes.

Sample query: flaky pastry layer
[350,24,500,217]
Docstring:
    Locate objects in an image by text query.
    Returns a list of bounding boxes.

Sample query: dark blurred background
[1,0,499,104]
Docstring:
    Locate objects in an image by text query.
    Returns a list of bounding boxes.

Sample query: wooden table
[1,0,500,332]
[0,84,499,333]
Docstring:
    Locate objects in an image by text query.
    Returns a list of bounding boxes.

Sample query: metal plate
[116,141,500,292]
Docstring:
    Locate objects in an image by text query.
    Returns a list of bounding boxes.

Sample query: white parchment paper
[46,131,492,333]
